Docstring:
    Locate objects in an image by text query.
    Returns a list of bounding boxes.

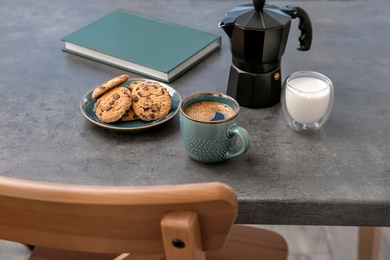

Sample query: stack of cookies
[92,74,172,123]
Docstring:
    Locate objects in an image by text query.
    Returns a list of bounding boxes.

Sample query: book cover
[62,9,221,82]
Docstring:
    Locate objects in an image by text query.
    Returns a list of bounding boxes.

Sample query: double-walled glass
[281,71,334,132]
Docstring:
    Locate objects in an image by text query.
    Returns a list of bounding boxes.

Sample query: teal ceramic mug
[180,92,250,163]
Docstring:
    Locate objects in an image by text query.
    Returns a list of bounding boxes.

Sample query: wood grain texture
[358,227,381,260]
[0,176,288,260]
[0,176,237,254]
[206,225,288,260]
[3,227,390,259]
[161,212,206,260]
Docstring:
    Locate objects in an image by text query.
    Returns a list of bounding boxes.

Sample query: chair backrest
[0,176,238,258]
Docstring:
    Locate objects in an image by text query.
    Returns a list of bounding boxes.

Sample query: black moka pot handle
[280,5,313,51]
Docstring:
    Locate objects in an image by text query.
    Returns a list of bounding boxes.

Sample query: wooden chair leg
[358,227,381,260]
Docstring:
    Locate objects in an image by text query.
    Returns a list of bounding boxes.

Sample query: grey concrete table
[1,0,389,229]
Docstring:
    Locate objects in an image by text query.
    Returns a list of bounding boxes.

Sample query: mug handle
[223,124,250,160]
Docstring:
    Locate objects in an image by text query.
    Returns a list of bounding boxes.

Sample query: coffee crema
[184,101,235,122]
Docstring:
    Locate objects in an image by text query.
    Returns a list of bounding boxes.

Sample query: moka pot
[219,0,313,108]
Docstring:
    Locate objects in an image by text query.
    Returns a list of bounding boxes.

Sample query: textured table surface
[1,0,389,226]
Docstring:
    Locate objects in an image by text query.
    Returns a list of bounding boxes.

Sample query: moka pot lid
[225,0,291,30]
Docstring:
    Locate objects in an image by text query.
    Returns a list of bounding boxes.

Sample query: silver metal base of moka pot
[226,64,282,108]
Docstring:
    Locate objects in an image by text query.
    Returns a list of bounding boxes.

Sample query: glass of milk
[281,71,334,132]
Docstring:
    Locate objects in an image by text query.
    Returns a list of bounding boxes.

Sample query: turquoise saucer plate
[80,78,181,131]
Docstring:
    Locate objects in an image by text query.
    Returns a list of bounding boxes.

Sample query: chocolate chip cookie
[92,74,129,99]
[131,81,172,121]
[121,107,139,121]
[127,80,146,92]
[94,87,132,123]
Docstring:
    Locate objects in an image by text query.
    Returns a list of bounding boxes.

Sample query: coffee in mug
[180,92,250,163]
[183,101,236,122]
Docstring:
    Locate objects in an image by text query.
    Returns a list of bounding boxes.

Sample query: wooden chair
[0,176,288,260]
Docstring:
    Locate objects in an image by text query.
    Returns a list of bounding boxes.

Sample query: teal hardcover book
[62,9,221,82]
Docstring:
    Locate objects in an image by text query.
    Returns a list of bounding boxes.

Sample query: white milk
[285,77,330,124]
